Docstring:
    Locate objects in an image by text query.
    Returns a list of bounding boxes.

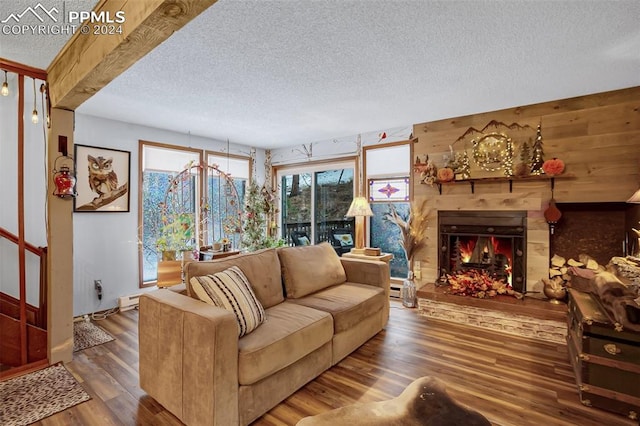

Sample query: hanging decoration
[292,143,313,161]
[242,180,269,251]
[544,199,562,235]
[544,172,562,236]
[52,155,77,198]
[261,149,280,240]
[31,78,38,124]
[158,161,242,255]
[2,69,8,96]
[241,149,283,251]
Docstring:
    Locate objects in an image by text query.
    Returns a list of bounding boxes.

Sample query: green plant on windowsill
[156,213,195,260]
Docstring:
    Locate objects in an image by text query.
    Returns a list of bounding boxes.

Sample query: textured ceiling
[2,0,640,149]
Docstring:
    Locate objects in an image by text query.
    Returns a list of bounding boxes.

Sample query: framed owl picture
[74,144,131,213]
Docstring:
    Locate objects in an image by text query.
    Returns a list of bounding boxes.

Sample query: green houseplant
[157,212,195,260]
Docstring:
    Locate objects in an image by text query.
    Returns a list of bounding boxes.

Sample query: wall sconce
[52,155,77,198]
[1,70,8,96]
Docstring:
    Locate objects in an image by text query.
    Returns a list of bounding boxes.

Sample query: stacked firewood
[546,253,602,289]
[546,253,640,290]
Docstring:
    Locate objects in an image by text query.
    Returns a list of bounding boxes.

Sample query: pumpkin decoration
[437,167,454,182]
[542,158,565,176]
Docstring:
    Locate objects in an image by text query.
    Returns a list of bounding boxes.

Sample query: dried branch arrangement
[384,199,429,265]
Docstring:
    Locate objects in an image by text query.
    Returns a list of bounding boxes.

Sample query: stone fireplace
[438,211,527,293]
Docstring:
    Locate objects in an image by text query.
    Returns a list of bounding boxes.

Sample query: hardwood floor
[35,301,636,426]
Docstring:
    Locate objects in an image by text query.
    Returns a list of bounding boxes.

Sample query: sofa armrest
[340,258,390,326]
[139,289,239,426]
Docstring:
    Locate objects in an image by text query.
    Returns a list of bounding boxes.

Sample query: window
[205,152,250,249]
[277,160,355,247]
[138,142,250,287]
[364,142,411,279]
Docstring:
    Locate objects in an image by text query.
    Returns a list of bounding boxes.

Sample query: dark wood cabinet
[566,289,640,421]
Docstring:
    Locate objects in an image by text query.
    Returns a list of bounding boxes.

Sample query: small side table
[199,250,240,261]
[342,252,396,297]
[342,252,393,263]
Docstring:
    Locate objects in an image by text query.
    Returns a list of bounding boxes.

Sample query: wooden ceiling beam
[47,0,217,110]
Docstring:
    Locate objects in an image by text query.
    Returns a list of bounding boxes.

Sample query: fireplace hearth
[438,211,527,293]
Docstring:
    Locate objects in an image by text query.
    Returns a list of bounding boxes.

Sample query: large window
[277,160,355,245]
[138,142,250,287]
[206,152,250,249]
[364,142,412,279]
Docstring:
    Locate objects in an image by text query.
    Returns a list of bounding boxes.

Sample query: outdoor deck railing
[283,219,354,245]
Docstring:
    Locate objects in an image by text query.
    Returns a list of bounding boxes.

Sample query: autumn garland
[447,269,522,299]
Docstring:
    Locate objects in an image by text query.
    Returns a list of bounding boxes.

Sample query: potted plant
[157,212,195,260]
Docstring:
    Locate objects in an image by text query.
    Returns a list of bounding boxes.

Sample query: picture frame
[73,144,131,212]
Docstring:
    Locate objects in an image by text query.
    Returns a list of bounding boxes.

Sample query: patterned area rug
[73,320,115,352]
[0,364,91,426]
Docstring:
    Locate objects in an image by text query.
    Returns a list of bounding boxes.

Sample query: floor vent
[118,293,142,311]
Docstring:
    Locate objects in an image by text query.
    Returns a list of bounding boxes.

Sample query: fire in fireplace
[438,211,527,293]
[455,235,514,283]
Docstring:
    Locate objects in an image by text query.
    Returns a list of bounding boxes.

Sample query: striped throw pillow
[190,266,266,337]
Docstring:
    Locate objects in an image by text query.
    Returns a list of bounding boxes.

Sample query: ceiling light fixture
[31,78,38,124]
[1,70,8,96]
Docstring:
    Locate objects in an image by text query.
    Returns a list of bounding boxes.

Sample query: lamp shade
[627,188,640,203]
[346,196,373,217]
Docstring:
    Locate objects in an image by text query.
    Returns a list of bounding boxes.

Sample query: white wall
[73,113,264,316]
[73,113,411,316]
[0,74,47,307]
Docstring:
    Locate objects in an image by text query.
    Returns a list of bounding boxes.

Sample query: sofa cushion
[278,243,347,299]
[237,301,333,385]
[185,248,284,309]
[190,266,266,337]
[289,282,385,334]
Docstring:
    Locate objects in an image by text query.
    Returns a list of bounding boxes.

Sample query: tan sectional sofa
[139,243,390,426]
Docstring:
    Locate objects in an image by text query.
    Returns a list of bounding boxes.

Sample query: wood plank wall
[411,86,640,293]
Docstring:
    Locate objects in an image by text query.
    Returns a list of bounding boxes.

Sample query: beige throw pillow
[190,266,266,337]
[278,243,347,299]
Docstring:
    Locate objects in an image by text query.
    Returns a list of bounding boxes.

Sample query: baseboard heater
[390,284,401,299]
[118,293,142,311]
